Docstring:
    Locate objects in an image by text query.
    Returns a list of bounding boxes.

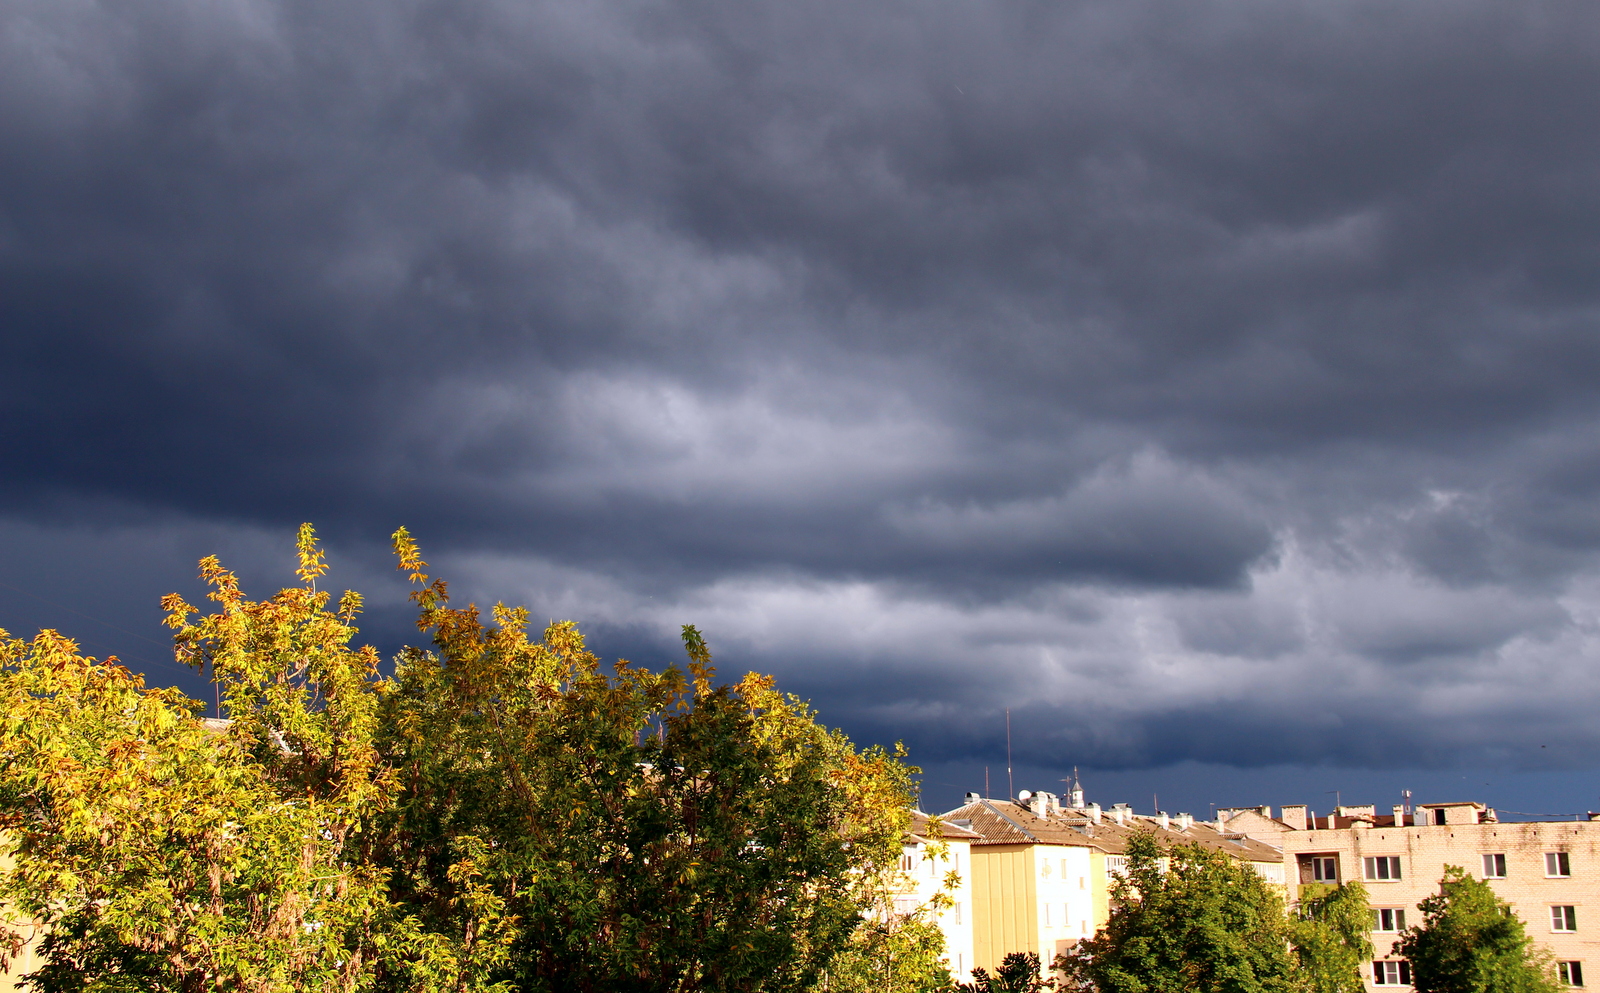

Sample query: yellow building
[943,789,1285,977]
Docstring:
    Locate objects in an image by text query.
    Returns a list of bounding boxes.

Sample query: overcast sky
[6,0,1600,817]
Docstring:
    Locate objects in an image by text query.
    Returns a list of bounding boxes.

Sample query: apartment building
[896,811,979,982]
[1221,801,1599,991]
[943,789,1284,975]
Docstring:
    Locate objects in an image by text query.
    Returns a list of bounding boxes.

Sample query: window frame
[1552,905,1578,932]
[1373,960,1412,986]
[1373,907,1407,932]
[1549,852,1573,878]
[1364,855,1403,881]
[1560,961,1585,987]
[1310,855,1338,882]
[1483,853,1508,878]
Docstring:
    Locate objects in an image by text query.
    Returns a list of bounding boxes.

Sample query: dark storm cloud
[6,0,1600,780]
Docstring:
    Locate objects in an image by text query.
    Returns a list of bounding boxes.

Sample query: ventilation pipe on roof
[1088,803,1102,825]
[1110,803,1130,826]
[1155,811,1169,830]
[1175,813,1192,831]
[966,792,982,805]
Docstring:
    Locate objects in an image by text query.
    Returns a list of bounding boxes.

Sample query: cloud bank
[5,0,1600,804]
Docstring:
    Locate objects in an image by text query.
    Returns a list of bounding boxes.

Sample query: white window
[1105,855,1128,878]
[1483,853,1507,878]
[1560,962,1585,987]
[1549,852,1573,877]
[892,896,918,915]
[1364,856,1402,881]
[1373,960,1411,985]
[1044,902,1052,926]
[900,852,915,872]
[1553,906,1578,932]
[1061,857,1067,878]
[1311,856,1338,882]
[1373,908,1407,932]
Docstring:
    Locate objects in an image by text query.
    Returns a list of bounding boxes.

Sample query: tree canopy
[1287,883,1372,993]
[0,525,925,993]
[1056,832,1300,993]
[1393,866,1559,993]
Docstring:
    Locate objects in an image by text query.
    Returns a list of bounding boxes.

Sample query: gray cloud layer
[5,0,1600,786]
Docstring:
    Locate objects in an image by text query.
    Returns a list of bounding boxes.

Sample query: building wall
[1281,819,1600,991]
[0,850,42,993]
[970,844,1038,972]
[897,837,977,982]
[1030,845,1095,969]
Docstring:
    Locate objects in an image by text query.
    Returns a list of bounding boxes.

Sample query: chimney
[1392,804,1407,827]
[1111,803,1130,825]
[1088,803,1102,825]
[1280,805,1308,831]
[1030,793,1048,818]
[1175,812,1193,831]
[1155,811,1169,830]
[966,792,982,805]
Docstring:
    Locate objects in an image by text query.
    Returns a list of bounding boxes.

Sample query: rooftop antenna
[1402,789,1413,815]
[1005,709,1014,798]
[1327,790,1341,810]
[985,766,990,799]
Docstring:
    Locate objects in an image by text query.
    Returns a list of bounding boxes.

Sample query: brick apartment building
[1221,801,1598,990]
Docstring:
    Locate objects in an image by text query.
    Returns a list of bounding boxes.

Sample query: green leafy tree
[816,824,958,993]
[1393,866,1558,993]
[817,914,952,993]
[1288,883,1371,993]
[1056,832,1298,993]
[0,525,919,993]
[962,952,1054,993]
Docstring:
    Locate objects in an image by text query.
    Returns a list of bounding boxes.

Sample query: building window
[1373,908,1407,932]
[1364,856,1402,881]
[1105,855,1128,878]
[1553,906,1578,932]
[892,896,918,915]
[954,902,962,925]
[1549,852,1573,877]
[900,853,915,872]
[1560,962,1585,986]
[1483,853,1507,878]
[1044,903,1052,927]
[1311,856,1338,882]
[1433,808,1447,825]
[1373,960,1412,985]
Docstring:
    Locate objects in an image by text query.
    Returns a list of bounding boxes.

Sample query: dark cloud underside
[5,0,1600,797]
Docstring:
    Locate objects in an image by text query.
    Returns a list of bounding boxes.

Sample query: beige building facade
[897,811,979,982]
[1223,801,1599,991]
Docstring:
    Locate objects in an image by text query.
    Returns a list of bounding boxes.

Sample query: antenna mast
[1005,708,1014,799]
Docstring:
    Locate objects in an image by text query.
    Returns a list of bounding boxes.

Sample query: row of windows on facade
[1309,851,1572,882]
[1372,960,1584,986]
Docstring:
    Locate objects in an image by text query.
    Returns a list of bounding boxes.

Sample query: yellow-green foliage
[0,526,918,993]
